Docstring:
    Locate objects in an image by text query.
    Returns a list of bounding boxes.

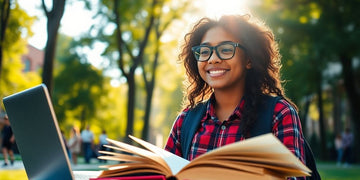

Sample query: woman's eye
[221,48,233,54]
[200,49,210,55]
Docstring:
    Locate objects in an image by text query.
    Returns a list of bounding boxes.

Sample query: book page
[98,150,147,162]
[189,133,310,173]
[105,138,172,176]
[99,167,165,178]
[220,160,310,177]
[129,135,189,175]
[209,152,310,173]
[180,159,268,175]
[177,166,284,180]
[188,155,309,177]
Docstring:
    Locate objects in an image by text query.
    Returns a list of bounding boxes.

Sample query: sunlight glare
[204,0,252,18]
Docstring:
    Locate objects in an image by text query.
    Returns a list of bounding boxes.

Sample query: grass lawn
[1,162,360,180]
[0,170,27,180]
[317,162,360,180]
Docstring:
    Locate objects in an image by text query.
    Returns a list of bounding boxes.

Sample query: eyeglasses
[191,41,246,62]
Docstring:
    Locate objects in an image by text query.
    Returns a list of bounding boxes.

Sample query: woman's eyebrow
[200,41,234,46]
[199,42,210,46]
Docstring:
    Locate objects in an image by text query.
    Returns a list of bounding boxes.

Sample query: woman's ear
[246,60,252,69]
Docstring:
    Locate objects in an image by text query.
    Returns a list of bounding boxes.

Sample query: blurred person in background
[334,133,343,166]
[81,125,94,164]
[342,127,354,167]
[68,126,81,165]
[98,129,108,163]
[2,115,15,166]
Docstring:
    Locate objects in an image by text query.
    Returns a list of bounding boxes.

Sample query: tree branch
[114,0,128,79]
[41,0,50,17]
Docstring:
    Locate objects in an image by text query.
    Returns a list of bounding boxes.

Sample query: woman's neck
[213,88,244,122]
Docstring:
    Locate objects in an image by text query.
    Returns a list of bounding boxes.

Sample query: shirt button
[221,125,226,130]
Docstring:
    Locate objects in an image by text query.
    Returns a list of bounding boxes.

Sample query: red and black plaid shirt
[165,95,306,180]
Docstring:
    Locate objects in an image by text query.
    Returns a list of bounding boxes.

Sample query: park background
[0,0,360,179]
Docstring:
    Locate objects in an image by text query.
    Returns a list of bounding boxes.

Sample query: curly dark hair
[179,14,297,135]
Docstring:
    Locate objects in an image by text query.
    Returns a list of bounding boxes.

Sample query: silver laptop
[3,84,99,180]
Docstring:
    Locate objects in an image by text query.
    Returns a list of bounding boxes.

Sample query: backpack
[180,96,321,180]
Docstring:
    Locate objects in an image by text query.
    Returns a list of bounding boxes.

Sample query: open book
[95,133,311,180]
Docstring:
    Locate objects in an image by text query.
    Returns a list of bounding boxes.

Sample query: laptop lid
[3,84,74,180]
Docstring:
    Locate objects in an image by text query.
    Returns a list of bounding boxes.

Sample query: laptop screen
[3,84,74,180]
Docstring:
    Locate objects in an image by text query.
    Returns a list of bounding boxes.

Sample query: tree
[112,0,156,142]
[0,2,39,103]
[315,0,360,160]
[41,0,66,96]
[0,0,11,80]
[53,35,105,130]
[251,1,330,159]
[53,34,129,140]
[89,0,190,142]
[140,0,189,140]
[253,0,360,160]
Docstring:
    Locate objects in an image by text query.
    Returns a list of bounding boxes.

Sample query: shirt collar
[206,93,245,121]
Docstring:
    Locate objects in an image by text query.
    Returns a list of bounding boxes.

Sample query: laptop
[3,84,100,180]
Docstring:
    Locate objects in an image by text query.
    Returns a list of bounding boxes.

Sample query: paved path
[0,160,25,170]
[0,159,112,171]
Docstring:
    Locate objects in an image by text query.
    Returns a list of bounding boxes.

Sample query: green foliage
[253,0,360,160]
[81,0,191,141]
[253,0,324,104]
[53,35,105,129]
[53,34,129,141]
[0,2,40,103]
[3,3,34,53]
[93,83,128,140]
[151,38,186,141]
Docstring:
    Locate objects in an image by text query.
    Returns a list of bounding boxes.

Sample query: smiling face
[197,26,249,92]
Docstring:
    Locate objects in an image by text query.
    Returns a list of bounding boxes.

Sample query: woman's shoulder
[274,97,297,112]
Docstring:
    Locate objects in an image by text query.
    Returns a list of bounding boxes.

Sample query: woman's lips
[207,69,228,77]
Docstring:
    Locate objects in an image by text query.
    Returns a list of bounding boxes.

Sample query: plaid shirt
[165,95,306,180]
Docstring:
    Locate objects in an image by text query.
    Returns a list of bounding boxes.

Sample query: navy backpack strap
[304,139,321,180]
[251,96,281,137]
[180,101,207,159]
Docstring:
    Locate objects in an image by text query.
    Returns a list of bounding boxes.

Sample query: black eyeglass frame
[191,42,246,62]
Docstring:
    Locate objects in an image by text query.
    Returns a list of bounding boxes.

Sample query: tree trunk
[332,83,342,135]
[125,71,136,143]
[141,24,160,141]
[316,75,327,160]
[114,0,155,142]
[141,51,158,141]
[142,82,154,141]
[340,54,360,162]
[300,95,311,137]
[0,0,10,81]
[41,0,66,96]
[42,29,57,95]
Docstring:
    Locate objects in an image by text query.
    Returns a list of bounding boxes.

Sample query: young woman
[165,14,306,179]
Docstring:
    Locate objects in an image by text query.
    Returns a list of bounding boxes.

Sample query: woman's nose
[207,51,221,64]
